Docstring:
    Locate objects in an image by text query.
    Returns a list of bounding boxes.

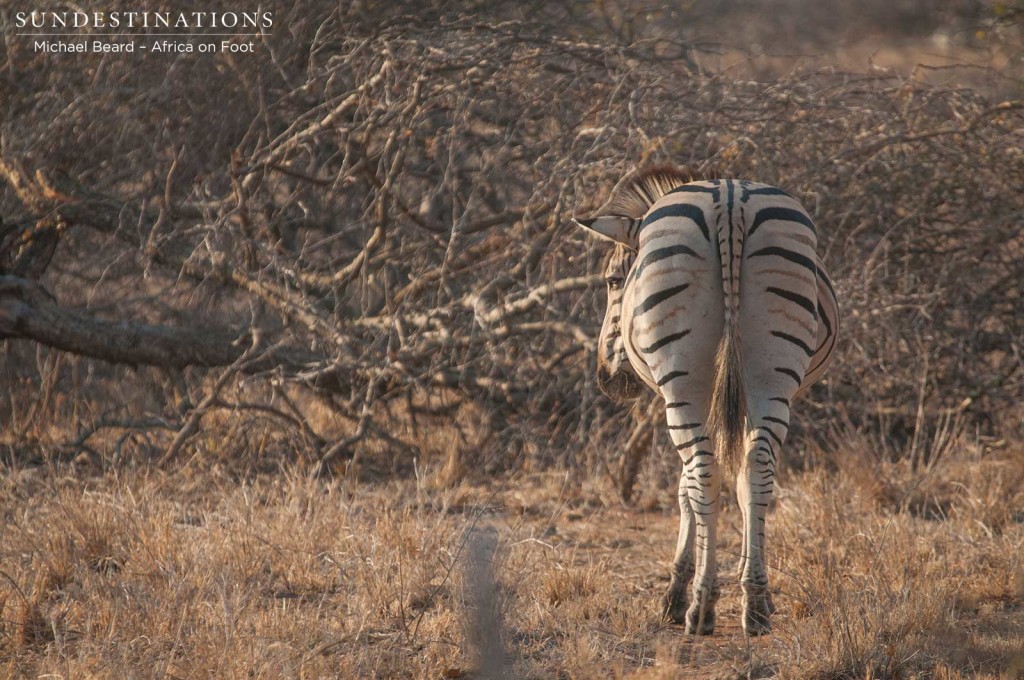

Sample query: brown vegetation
[1,0,1023,677]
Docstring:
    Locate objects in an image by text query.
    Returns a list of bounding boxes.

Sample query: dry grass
[0,435,1022,679]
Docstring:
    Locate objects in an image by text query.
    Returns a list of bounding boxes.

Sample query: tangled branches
[1,4,1021,480]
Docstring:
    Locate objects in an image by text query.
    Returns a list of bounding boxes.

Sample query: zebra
[573,165,838,636]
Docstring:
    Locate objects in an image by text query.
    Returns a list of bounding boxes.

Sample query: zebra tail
[707,323,746,480]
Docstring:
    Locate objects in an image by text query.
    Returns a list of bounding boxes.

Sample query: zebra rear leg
[663,410,721,634]
[680,442,721,635]
[737,414,785,635]
[661,470,695,624]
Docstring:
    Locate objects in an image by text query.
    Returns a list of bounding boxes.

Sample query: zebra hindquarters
[734,208,819,635]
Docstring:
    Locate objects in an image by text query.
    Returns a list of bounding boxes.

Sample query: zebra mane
[606,164,706,218]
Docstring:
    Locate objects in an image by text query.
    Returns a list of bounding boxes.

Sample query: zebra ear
[571,215,638,249]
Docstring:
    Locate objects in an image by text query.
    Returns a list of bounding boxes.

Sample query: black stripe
[816,300,833,337]
[641,203,710,241]
[814,316,836,358]
[748,246,816,275]
[665,400,690,408]
[627,218,641,240]
[763,416,789,429]
[748,206,816,238]
[774,367,802,385]
[745,186,793,198]
[810,327,837,372]
[675,435,709,449]
[633,283,690,316]
[814,269,839,358]
[667,184,720,201]
[766,286,816,316]
[668,422,701,430]
[681,450,713,465]
[633,244,701,279]
[816,263,838,299]
[656,370,689,386]
[812,297,837,362]
[807,357,826,377]
[760,426,783,447]
[726,181,736,304]
[813,301,837,365]
[771,330,814,356]
[769,397,789,406]
[641,329,691,354]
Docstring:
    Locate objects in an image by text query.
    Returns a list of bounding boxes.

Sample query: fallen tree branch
[0,275,318,373]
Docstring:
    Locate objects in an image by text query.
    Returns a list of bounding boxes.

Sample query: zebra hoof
[684,601,716,635]
[660,583,688,624]
[742,590,775,636]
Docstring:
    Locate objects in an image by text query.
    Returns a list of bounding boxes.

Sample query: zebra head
[573,214,645,401]
[595,244,644,400]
